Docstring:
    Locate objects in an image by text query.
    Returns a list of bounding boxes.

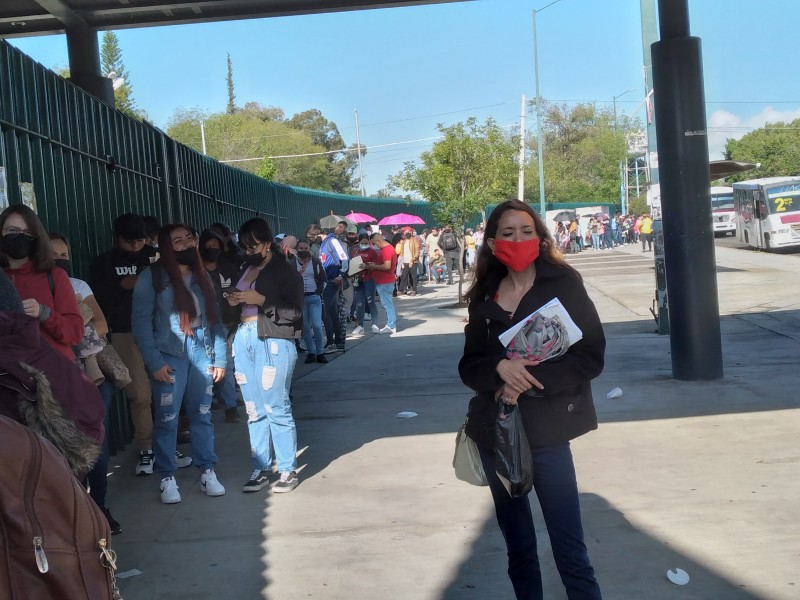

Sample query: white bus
[710,186,735,237]
[733,176,800,250]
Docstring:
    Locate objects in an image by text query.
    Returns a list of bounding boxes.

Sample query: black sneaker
[273,471,299,493]
[101,506,121,535]
[335,342,345,351]
[243,470,270,493]
[316,354,328,364]
[304,353,317,364]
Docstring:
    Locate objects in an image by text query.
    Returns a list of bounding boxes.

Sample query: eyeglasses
[2,226,33,237]
[238,241,265,254]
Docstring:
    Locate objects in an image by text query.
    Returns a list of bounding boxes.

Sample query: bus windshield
[765,184,800,214]
[711,194,734,211]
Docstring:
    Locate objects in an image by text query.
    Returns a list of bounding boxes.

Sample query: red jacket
[4,261,83,360]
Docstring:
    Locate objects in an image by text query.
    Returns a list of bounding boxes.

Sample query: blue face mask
[359,244,370,251]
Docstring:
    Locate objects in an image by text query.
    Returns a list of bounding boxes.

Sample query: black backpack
[441,232,458,251]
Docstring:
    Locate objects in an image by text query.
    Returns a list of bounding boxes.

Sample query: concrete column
[651,0,723,380]
[65,26,114,105]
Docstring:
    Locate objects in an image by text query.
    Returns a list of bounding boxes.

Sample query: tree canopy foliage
[390,117,517,228]
[100,31,145,121]
[724,119,800,182]
[167,104,364,192]
[524,102,635,205]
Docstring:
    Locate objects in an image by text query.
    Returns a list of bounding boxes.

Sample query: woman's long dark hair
[465,199,577,305]
[238,218,283,260]
[0,204,55,271]
[157,224,218,335]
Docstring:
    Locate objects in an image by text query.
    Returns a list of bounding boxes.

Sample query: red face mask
[493,238,540,272]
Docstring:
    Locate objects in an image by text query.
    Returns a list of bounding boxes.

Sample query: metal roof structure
[0,0,469,38]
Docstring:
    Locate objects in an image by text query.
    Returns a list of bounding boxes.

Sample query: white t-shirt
[69,277,93,302]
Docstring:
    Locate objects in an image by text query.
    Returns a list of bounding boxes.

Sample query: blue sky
[8,0,800,194]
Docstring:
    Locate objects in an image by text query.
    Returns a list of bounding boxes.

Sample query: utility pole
[200,121,207,155]
[518,94,526,200]
[354,109,365,196]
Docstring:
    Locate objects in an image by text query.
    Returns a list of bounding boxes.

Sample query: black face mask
[55,259,71,274]
[297,250,311,260]
[2,233,37,260]
[200,247,222,263]
[244,253,265,267]
[175,248,197,266]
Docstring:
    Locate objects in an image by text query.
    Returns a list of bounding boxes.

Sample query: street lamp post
[532,0,564,217]
[612,88,635,214]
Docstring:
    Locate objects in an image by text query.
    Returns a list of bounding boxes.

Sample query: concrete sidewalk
[112,247,800,600]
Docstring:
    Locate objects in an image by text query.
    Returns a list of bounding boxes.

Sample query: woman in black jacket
[459,200,604,600]
[228,218,304,495]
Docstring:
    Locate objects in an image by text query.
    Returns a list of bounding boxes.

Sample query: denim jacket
[131,266,227,374]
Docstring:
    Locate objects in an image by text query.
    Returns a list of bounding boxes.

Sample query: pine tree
[226,53,236,115]
[100,31,137,117]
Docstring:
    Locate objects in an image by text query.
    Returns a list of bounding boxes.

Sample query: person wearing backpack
[131,224,228,504]
[438,225,460,285]
[0,205,83,361]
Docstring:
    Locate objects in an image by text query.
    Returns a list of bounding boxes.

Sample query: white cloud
[707,106,800,159]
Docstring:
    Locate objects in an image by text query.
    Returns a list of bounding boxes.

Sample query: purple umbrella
[378,213,426,226]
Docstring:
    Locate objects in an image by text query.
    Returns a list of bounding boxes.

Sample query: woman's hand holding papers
[496,358,544,395]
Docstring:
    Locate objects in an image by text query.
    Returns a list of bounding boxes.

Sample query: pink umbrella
[346,211,377,223]
[378,213,426,226]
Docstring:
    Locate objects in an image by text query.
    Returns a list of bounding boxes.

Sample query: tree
[724,120,800,182]
[288,109,366,193]
[226,53,236,115]
[256,156,277,181]
[100,31,141,119]
[390,117,517,302]
[524,102,636,207]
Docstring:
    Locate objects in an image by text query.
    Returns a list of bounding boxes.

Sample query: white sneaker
[352,326,364,336]
[160,476,181,504]
[371,324,380,334]
[175,450,192,468]
[364,313,372,321]
[136,450,154,476]
[379,326,396,335]
[200,469,226,497]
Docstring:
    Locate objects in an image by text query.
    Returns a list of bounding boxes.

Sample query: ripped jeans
[150,327,217,478]
[233,322,298,473]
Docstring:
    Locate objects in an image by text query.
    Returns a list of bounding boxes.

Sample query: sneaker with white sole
[371,324,380,334]
[160,476,181,504]
[175,450,192,468]
[200,469,226,496]
[273,471,299,493]
[352,325,364,336]
[379,326,396,335]
[242,470,270,493]
[136,450,154,476]
[364,313,372,321]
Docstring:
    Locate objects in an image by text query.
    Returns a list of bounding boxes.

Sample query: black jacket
[458,259,605,449]
[236,255,303,340]
[89,247,153,334]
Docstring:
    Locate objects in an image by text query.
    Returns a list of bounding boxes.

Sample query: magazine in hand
[498,298,582,362]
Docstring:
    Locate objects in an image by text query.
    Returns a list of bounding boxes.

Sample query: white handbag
[452,421,488,486]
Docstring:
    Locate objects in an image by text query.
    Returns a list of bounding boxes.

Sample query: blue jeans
[233,323,298,473]
[355,279,377,327]
[322,282,343,345]
[302,293,325,355]
[479,444,601,600]
[86,379,114,507]
[375,282,397,329]
[591,233,600,250]
[150,328,217,477]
